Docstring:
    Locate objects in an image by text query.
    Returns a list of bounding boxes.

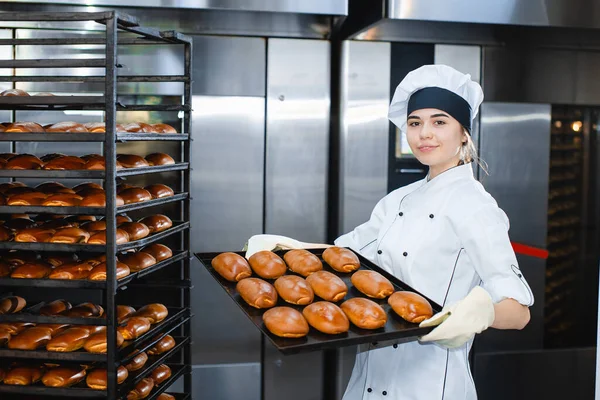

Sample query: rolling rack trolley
[0,11,192,399]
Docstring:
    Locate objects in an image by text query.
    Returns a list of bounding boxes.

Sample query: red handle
[511,242,549,260]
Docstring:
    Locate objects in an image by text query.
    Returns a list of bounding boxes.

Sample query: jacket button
[367,388,372,393]
[429,214,434,219]
[393,344,398,348]
[382,391,388,396]
[377,250,382,255]
[398,212,403,216]
[518,273,522,278]
[403,252,408,257]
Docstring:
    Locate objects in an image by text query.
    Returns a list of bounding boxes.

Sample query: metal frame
[0,11,192,400]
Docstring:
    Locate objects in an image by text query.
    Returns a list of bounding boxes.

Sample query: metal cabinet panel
[265,39,330,243]
[434,44,481,83]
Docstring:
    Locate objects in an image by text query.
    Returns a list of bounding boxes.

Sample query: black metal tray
[0,132,189,142]
[0,164,189,179]
[195,248,442,355]
[138,364,189,400]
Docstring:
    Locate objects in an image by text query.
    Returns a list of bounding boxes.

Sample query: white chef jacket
[335,163,534,400]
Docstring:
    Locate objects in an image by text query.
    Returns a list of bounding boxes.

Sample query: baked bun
[145,153,175,166]
[80,220,106,232]
[341,298,387,329]
[88,228,130,245]
[40,323,71,336]
[73,182,103,193]
[46,327,91,352]
[84,254,107,266]
[283,249,323,277]
[117,154,150,168]
[4,366,44,386]
[138,214,172,233]
[157,394,175,400]
[1,88,29,96]
[248,251,287,279]
[11,262,52,278]
[322,247,360,273]
[3,250,40,265]
[350,270,394,299]
[118,251,156,272]
[0,225,12,241]
[387,291,433,324]
[84,122,105,133]
[39,299,72,316]
[86,366,128,390]
[80,192,125,207]
[147,335,175,355]
[45,121,88,133]
[152,123,177,133]
[0,322,35,335]
[8,326,54,350]
[0,296,26,314]
[144,184,174,199]
[305,271,348,302]
[117,305,137,322]
[0,329,10,346]
[274,275,314,305]
[39,218,75,230]
[49,227,90,243]
[125,350,149,372]
[84,330,125,353]
[151,364,171,385]
[42,193,83,206]
[262,306,309,338]
[211,252,252,282]
[61,302,104,318]
[119,187,152,204]
[14,227,54,243]
[132,303,168,323]
[116,215,132,225]
[302,301,350,335]
[127,377,154,400]
[236,278,278,309]
[5,154,44,170]
[4,122,44,132]
[42,366,86,388]
[0,152,17,161]
[7,192,47,205]
[48,262,93,280]
[43,253,77,267]
[88,261,131,281]
[119,222,150,241]
[139,243,172,261]
[117,183,136,193]
[42,156,86,170]
[117,317,152,340]
[38,184,76,195]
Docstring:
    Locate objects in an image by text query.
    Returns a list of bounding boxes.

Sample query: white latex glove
[243,234,303,259]
[418,286,495,349]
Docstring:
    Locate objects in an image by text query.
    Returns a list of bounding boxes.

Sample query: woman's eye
[409,121,420,127]
[434,120,446,126]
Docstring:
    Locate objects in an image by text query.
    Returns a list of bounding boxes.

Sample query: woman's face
[406,108,467,178]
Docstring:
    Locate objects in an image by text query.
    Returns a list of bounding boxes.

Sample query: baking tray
[0,132,189,142]
[195,248,442,355]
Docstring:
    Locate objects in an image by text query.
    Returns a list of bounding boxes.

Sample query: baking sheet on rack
[195,248,442,355]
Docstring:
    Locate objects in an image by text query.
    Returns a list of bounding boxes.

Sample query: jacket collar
[419,163,475,192]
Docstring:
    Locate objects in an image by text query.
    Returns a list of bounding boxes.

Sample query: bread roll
[43,156,86,170]
[46,327,91,352]
[322,247,361,273]
[117,183,136,193]
[39,299,71,316]
[62,302,104,318]
[5,122,44,132]
[0,152,16,161]
[42,193,83,206]
[48,262,94,280]
[39,323,71,336]
[86,366,128,390]
[84,330,125,353]
[40,218,75,230]
[119,251,156,272]
[248,251,287,279]
[0,322,35,335]
[387,291,433,324]
[84,122,106,133]
[42,366,86,387]
[211,252,252,282]
[3,250,39,265]
[8,326,53,350]
[5,154,44,170]
[138,215,172,234]
[11,262,52,278]
[119,222,150,241]
[120,187,152,204]
[49,227,90,244]
[341,298,387,329]
[236,278,278,309]
[302,301,349,335]
[140,243,172,261]
[81,220,106,232]
[116,305,136,322]
[125,350,149,371]
[84,254,107,266]
[1,88,29,96]
[350,270,394,299]
[151,364,171,385]
[73,182,103,193]
[144,184,174,199]
[117,154,150,168]
[145,153,175,166]
[0,296,26,314]
[152,123,177,133]
[262,306,309,338]
[36,181,71,192]
[305,271,348,302]
[132,304,168,323]
[122,123,144,133]
[118,317,152,340]
[116,215,133,225]
[274,275,314,305]
[127,377,154,400]
[45,122,88,133]
[157,394,175,400]
[4,185,36,197]
[4,366,44,385]
[42,253,77,268]
[147,334,175,355]
[14,228,54,243]
[89,229,130,245]
[283,249,323,277]
[0,225,11,241]
[88,261,131,281]
[40,153,66,163]
[80,192,125,207]
[0,329,10,346]
[7,192,47,205]
[0,260,11,277]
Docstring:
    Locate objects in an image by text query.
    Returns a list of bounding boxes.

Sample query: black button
[403,252,408,257]
[377,250,382,255]
[367,388,372,393]
[372,342,378,346]
[518,274,522,278]
[399,212,404,216]
[383,391,388,396]
[393,344,398,348]
[429,214,434,219]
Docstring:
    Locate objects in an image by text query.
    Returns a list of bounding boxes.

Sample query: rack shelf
[0,132,189,142]
[0,164,189,178]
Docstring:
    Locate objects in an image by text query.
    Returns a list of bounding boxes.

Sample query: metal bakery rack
[0,11,192,399]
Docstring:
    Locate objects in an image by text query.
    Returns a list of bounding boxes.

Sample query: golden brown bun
[84,330,125,353]
[144,184,174,199]
[46,327,91,352]
[80,154,103,162]
[80,192,124,207]
[84,122,105,133]
[42,366,86,388]
[48,262,93,280]
[88,261,131,281]
[151,364,171,385]
[0,260,11,277]
[14,227,54,243]
[49,227,90,244]
[125,350,149,372]
[119,222,150,241]
[45,122,88,133]
[4,366,44,386]
[127,377,154,400]
[302,301,350,335]
[86,366,128,390]
[84,254,106,266]
[0,225,12,241]
[39,299,72,316]
[43,253,77,267]
[0,152,17,161]
[117,305,136,323]
[0,296,26,314]
[116,215,132,225]
[236,278,278,309]
[42,193,83,206]
[157,394,175,400]
[73,182,103,193]
[211,252,252,282]
[350,270,394,299]
[11,262,52,278]
[145,153,175,166]
[153,123,177,133]
[5,154,44,170]
[40,323,71,336]
[132,304,168,324]
[8,326,53,350]
[122,122,151,133]
[5,122,44,132]
[322,247,360,273]
[42,156,86,170]
[117,183,135,193]
[387,291,433,324]
[1,88,29,96]
[62,302,104,318]
[138,214,172,233]
[283,249,323,277]
[248,251,287,279]
[7,192,47,205]
[262,306,309,338]
[139,243,172,262]
[120,187,152,204]
[274,275,314,305]
[40,153,66,163]
[147,335,175,355]
[341,298,387,329]
[36,181,73,193]
[118,317,152,340]
[88,229,130,245]
[0,329,10,345]
[80,220,106,232]
[306,271,348,302]
[39,218,75,230]
[0,321,35,335]
[119,252,157,272]
[4,186,37,197]
[117,154,150,168]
